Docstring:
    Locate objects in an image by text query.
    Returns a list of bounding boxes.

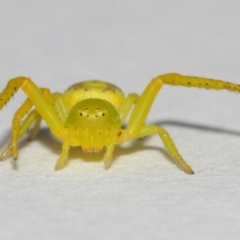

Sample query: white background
[0,1,240,240]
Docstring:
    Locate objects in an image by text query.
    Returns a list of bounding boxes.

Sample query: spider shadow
[155,119,240,137]
[0,119,239,169]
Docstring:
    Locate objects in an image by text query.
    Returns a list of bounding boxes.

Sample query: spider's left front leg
[117,77,193,174]
[0,85,63,159]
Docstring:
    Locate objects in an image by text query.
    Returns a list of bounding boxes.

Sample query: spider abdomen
[63,80,125,111]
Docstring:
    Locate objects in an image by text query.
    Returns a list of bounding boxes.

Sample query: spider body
[0,73,240,174]
[54,81,125,153]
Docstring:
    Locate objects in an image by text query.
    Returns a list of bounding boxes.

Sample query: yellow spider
[0,73,239,174]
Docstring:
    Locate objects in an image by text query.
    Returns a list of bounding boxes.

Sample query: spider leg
[0,77,64,137]
[103,143,115,168]
[28,92,67,139]
[0,78,67,167]
[123,73,240,140]
[9,98,33,158]
[55,141,70,170]
[136,125,194,174]
[118,93,139,124]
[14,92,67,143]
[124,77,164,138]
[0,109,41,160]
[116,73,240,173]
[28,112,42,140]
[2,94,70,171]
[103,94,139,167]
[0,92,67,160]
[53,92,68,122]
[156,73,240,92]
[27,90,65,139]
[11,87,62,159]
[103,78,164,168]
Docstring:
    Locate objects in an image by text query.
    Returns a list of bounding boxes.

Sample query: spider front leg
[118,93,139,123]
[0,77,66,164]
[0,91,67,160]
[0,86,61,159]
[157,72,240,92]
[118,77,194,173]
[118,73,240,173]
[0,77,65,135]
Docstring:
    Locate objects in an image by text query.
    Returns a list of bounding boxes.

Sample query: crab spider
[0,73,239,174]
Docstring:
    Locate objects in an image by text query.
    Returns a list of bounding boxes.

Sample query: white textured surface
[0,1,240,240]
